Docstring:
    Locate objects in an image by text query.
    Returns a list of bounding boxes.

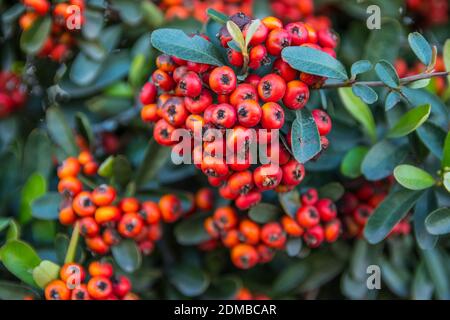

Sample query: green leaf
[70,53,103,86]
[112,155,133,188]
[364,19,402,66]
[272,261,309,295]
[444,39,450,83]
[286,238,302,257]
[425,208,450,235]
[318,182,345,201]
[361,140,408,181]
[129,54,147,88]
[6,220,20,241]
[248,203,280,223]
[82,9,104,40]
[385,91,401,111]
[412,262,434,300]
[0,240,41,287]
[416,122,446,160]
[31,192,61,220]
[444,172,450,193]
[78,40,106,62]
[278,190,300,218]
[151,29,224,66]
[338,87,376,142]
[46,106,79,157]
[364,188,424,244]
[22,129,52,179]
[352,84,378,104]
[340,146,369,178]
[282,46,348,80]
[203,277,239,300]
[291,108,321,164]
[379,257,409,297]
[141,1,164,28]
[0,281,37,300]
[20,16,51,54]
[32,260,60,289]
[375,60,399,88]
[351,60,372,78]
[75,113,94,149]
[387,104,431,138]
[169,265,210,297]
[298,253,344,292]
[421,248,450,299]
[19,173,47,224]
[408,78,431,89]
[443,132,450,169]
[98,155,115,178]
[174,214,211,246]
[393,165,435,190]
[244,19,261,47]
[226,21,245,51]
[135,139,172,187]
[206,8,228,24]
[110,0,142,25]
[414,191,438,250]
[111,239,142,273]
[408,32,432,66]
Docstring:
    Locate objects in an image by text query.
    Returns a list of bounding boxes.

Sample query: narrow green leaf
[408,32,432,66]
[387,104,431,138]
[0,240,41,287]
[338,87,377,142]
[282,46,348,80]
[393,165,435,190]
[22,129,52,179]
[414,191,438,250]
[135,139,172,187]
[291,109,321,164]
[443,132,450,169]
[151,29,224,66]
[421,248,450,299]
[416,122,446,160]
[206,8,228,24]
[412,262,434,300]
[425,208,450,235]
[226,21,245,51]
[375,60,400,88]
[364,188,424,244]
[340,146,369,178]
[46,107,79,156]
[75,113,95,149]
[244,19,261,47]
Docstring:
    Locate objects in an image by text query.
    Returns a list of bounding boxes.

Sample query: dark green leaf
[111,240,142,273]
[206,8,228,24]
[112,155,133,188]
[272,261,309,295]
[75,113,95,149]
[110,0,143,25]
[291,108,321,164]
[318,182,345,201]
[352,84,378,104]
[19,173,47,224]
[278,190,300,218]
[361,140,408,181]
[169,265,209,297]
[174,214,211,246]
[20,16,52,54]
[0,240,41,287]
[151,29,224,66]
[379,257,409,297]
[22,129,52,179]
[408,32,432,66]
[375,60,400,88]
[248,203,280,223]
[78,40,106,62]
[135,139,172,187]
[46,106,79,156]
[443,132,450,169]
[387,104,431,138]
[82,9,104,40]
[414,191,438,250]
[286,238,302,257]
[364,188,424,244]
[340,146,369,178]
[425,208,450,235]
[421,248,450,299]
[416,122,446,160]
[70,53,103,86]
[31,192,61,220]
[412,262,434,300]
[282,46,348,80]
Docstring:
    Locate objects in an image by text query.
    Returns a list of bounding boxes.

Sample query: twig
[318,71,450,89]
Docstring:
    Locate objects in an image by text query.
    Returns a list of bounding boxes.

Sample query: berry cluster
[19,0,85,62]
[395,55,448,96]
[140,12,335,210]
[234,287,270,300]
[0,72,27,118]
[270,0,314,22]
[159,0,253,22]
[203,190,340,269]
[406,0,448,26]
[57,151,184,256]
[45,261,138,300]
[339,179,411,239]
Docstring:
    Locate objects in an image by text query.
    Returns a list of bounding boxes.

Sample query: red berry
[261,102,285,129]
[285,22,309,45]
[261,222,286,249]
[266,28,291,56]
[140,82,157,105]
[281,159,305,186]
[303,225,324,248]
[253,164,283,191]
[236,100,262,128]
[209,66,237,95]
[283,80,310,110]
[176,71,202,98]
[311,109,332,135]
[315,198,337,222]
[257,74,286,102]
[296,205,320,228]
[235,191,262,210]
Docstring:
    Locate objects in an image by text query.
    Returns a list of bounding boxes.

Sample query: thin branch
[318,71,450,89]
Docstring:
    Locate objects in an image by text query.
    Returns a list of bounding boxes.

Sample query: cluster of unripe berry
[57,151,184,256]
[0,71,27,118]
[406,0,448,26]
[203,188,340,269]
[338,179,411,239]
[45,261,137,300]
[159,0,253,22]
[19,0,85,62]
[140,12,334,210]
[270,0,314,22]
[395,55,448,96]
